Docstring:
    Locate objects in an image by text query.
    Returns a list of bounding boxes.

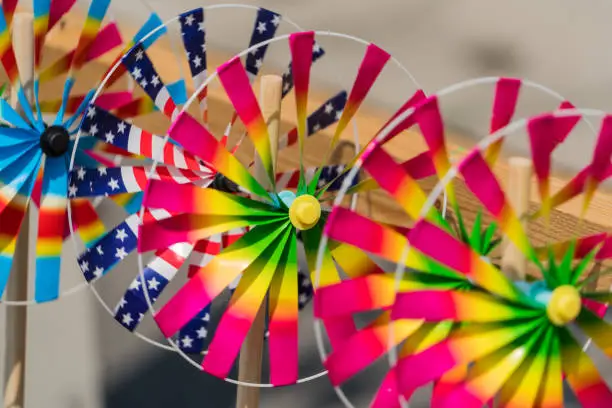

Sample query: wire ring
[313,76,600,407]
[83,27,423,386]
[64,4,316,352]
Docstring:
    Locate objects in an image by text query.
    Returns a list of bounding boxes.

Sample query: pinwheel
[114,29,433,386]
[69,7,353,355]
[311,77,609,407]
[0,0,167,304]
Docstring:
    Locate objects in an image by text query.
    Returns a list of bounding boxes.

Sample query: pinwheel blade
[122,44,180,120]
[268,231,299,385]
[391,289,539,322]
[217,57,275,187]
[459,149,539,266]
[115,243,194,331]
[168,112,270,198]
[199,225,292,379]
[34,156,68,302]
[560,328,612,406]
[77,213,139,282]
[178,8,208,122]
[324,314,423,386]
[154,221,290,338]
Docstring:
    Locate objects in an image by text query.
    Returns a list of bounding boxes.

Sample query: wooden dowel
[501,157,533,280]
[3,13,34,408]
[235,75,282,408]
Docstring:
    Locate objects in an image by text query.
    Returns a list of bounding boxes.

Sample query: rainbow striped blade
[434,324,549,406]
[69,199,105,248]
[409,220,524,302]
[139,181,285,252]
[458,149,539,266]
[34,156,68,302]
[0,3,19,85]
[289,31,314,159]
[0,148,41,297]
[391,289,540,323]
[483,78,522,165]
[325,207,459,281]
[324,313,423,386]
[359,140,434,220]
[168,112,269,199]
[395,320,543,399]
[309,42,391,192]
[33,0,52,68]
[2,0,18,27]
[527,112,581,218]
[39,90,132,116]
[112,96,156,119]
[39,13,120,83]
[560,328,612,406]
[217,57,275,188]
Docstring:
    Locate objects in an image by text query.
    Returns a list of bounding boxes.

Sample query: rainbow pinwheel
[385,109,612,405]
[312,78,612,407]
[0,0,168,303]
[122,30,415,385]
[70,9,352,355]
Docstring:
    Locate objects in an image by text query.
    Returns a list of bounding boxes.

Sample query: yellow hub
[546,285,582,326]
[289,195,321,230]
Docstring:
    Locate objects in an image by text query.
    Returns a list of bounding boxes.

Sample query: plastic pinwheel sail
[381,107,612,408]
[0,0,164,303]
[70,8,351,356]
[126,30,425,385]
[312,77,609,407]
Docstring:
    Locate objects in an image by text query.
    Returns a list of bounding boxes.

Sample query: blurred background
[2,0,612,406]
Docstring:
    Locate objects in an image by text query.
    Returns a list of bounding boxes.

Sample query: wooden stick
[501,157,533,280]
[3,13,34,408]
[235,75,282,408]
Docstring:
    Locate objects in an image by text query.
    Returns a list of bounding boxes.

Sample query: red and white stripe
[148,242,194,282]
[278,128,298,150]
[119,166,214,194]
[155,87,180,121]
[126,125,210,172]
[193,70,209,125]
[275,166,320,189]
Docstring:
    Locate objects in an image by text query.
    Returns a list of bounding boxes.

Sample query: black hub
[210,173,239,193]
[40,125,69,157]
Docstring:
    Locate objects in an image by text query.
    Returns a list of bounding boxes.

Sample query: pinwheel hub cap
[546,285,581,326]
[289,194,321,230]
[40,125,69,157]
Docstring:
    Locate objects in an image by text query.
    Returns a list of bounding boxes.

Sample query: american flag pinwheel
[0,0,168,304]
[312,77,612,407]
[128,30,425,385]
[70,8,352,356]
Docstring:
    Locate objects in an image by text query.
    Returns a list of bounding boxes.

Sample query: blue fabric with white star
[122,44,172,109]
[69,166,131,198]
[78,215,137,282]
[81,106,133,151]
[179,8,207,81]
[245,8,281,78]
